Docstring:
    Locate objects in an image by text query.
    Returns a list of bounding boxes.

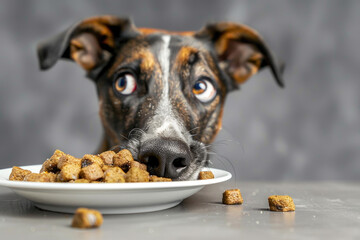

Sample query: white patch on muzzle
[145,35,188,143]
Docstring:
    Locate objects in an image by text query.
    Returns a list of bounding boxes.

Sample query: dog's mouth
[111,136,208,181]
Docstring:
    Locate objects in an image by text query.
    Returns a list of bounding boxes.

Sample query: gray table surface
[0,181,359,240]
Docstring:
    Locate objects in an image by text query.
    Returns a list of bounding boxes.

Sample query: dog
[37,16,284,181]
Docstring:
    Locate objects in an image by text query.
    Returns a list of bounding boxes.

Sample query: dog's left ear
[37,15,139,78]
[195,22,284,88]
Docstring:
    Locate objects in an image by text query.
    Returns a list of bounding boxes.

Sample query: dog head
[38,16,284,180]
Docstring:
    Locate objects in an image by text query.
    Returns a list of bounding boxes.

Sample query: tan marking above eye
[107,42,156,78]
[176,46,198,65]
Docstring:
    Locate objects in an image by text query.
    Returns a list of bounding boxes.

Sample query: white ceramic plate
[0,165,231,214]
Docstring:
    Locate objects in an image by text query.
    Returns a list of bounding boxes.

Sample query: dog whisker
[118,133,129,141]
[186,126,200,135]
[189,133,198,138]
[127,129,146,144]
[206,152,217,155]
[211,140,240,147]
[219,127,244,145]
[212,153,238,185]
[128,128,145,138]
[192,140,240,184]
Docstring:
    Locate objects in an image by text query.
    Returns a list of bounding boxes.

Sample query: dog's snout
[139,138,191,179]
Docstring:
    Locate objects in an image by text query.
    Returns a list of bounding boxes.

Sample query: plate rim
[0,165,232,190]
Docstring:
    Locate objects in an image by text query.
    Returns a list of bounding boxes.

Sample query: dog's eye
[192,79,216,102]
[113,73,137,95]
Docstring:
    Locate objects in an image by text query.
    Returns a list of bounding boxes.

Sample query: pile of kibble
[9,149,173,183]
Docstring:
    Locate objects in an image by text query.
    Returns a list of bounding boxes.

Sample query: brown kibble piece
[57,154,81,170]
[129,161,147,171]
[268,195,295,212]
[125,167,149,182]
[40,149,66,173]
[113,149,134,172]
[71,208,103,228]
[58,164,81,182]
[104,167,126,183]
[82,154,104,168]
[90,181,103,183]
[24,172,55,182]
[198,171,214,180]
[70,179,90,183]
[9,166,32,181]
[80,164,104,181]
[99,151,116,165]
[42,172,57,182]
[149,175,172,182]
[102,165,112,172]
[222,189,243,205]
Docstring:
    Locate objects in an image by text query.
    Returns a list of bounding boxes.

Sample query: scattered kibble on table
[222,189,243,205]
[71,208,103,228]
[268,195,295,212]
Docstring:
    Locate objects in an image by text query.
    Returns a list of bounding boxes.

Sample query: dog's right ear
[195,22,284,88]
[37,16,139,73]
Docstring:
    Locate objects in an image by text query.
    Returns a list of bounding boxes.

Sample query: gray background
[0,0,359,181]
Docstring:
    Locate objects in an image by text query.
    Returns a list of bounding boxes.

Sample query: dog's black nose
[139,138,191,179]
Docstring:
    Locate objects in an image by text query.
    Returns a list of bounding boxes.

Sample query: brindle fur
[37,16,284,180]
